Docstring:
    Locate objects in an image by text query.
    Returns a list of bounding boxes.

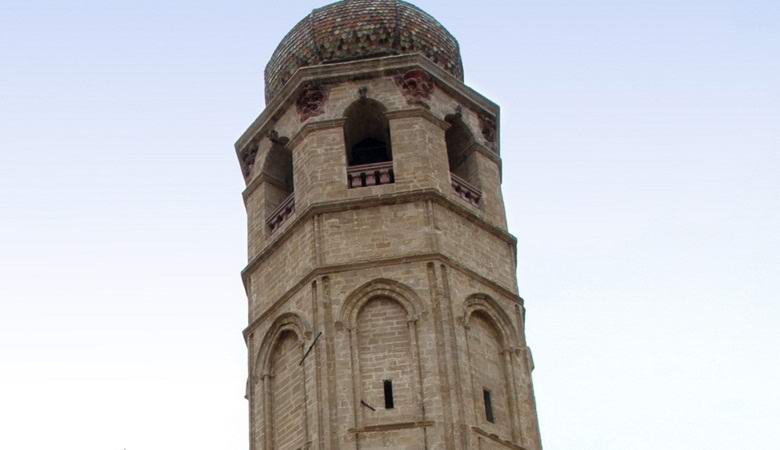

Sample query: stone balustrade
[266,193,295,232]
[450,173,482,207]
[347,161,395,188]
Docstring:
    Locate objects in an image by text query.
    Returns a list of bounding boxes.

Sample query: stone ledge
[473,426,527,450]
[286,118,346,152]
[242,172,289,202]
[385,108,451,131]
[243,188,515,275]
[348,420,434,434]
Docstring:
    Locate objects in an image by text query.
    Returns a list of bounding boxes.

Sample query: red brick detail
[264,0,463,102]
[394,69,435,106]
[296,83,328,121]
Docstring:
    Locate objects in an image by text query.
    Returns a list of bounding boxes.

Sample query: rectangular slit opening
[483,389,495,423]
[383,380,395,410]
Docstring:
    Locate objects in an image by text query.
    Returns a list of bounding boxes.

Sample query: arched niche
[463,294,518,346]
[339,279,423,327]
[339,279,426,426]
[463,294,523,443]
[253,313,311,450]
[343,98,393,167]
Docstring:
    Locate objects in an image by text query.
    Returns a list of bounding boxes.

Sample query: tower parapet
[236,2,542,450]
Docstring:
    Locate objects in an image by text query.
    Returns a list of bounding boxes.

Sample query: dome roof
[264,0,463,102]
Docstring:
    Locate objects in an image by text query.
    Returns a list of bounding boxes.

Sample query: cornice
[385,108,451,131]
[472,427,527,450]
[242,172,288,202]
[286,118,346,152]
[241,188,516,280]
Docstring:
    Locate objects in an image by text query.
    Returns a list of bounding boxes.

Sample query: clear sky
[1,0,778,449]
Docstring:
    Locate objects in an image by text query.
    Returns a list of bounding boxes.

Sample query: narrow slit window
[483,389,495,423]
[383,380,395,410]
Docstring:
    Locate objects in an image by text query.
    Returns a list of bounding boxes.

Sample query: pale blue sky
[1,1,778,449]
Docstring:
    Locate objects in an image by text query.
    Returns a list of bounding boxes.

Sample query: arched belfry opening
[446,114,482,206]
[344,99,392,166]
[344,98,395,188]
[263,139,295,232]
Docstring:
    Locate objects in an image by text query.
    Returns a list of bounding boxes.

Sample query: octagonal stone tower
[235,1,542,449]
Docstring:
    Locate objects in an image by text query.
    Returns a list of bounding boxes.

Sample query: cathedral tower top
[264,0,463,102]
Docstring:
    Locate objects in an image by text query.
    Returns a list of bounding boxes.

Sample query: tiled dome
[264,0,463,102]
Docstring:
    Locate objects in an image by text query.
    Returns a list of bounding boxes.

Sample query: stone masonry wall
[270,331,304,450]
[357,298,417,424]
[241,73,505,261]
[241,59,541,450]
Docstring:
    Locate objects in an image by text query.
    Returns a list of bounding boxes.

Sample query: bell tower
[235,1,543,449]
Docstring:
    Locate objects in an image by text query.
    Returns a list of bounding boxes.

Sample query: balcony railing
[266,193,295,232]
[450,173,482,207]
[347,161,395,188]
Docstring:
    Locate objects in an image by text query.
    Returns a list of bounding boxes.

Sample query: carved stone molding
[472,426,527,450]
[479,114,497,148]
[348,420,435,434]
[394,69,435,106]
[241,140,259,180]
[295,83,328,121]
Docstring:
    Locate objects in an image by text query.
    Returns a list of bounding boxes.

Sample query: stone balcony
[450,172,482,207]
[347,161,395,188]
[266,193,295,232]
